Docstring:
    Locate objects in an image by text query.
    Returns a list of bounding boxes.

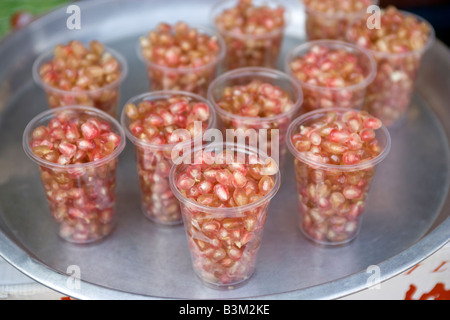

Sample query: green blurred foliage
[0,0,68,36]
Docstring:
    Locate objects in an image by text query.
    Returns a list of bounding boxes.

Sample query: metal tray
[0,0,449,300]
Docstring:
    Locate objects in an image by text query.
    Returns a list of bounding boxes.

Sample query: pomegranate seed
[51,127,65,140]
[228,162,248,175]
[81,121,100,140]
[197,180,214,195]
[363,117,383,130]
[342,185,362,200]
[227,247,243,261]
[233,188,249,206]
[346,133,363,150]
[232,170,247,188]
[169,101,189,114]
[125,103,139,120]
[212,248,227,262]
[214,184,230,202]
[75,139,94,151]
[101,132,121,147]
[203,168,218,181]
[294,137,312,152]
[215,169,233,187]
[176,173,195,190]
[310,132,322,146]
[329,128,350,144]
[260,158,278,176]
[244,180,258,196]
[63,123,80,142]
[202,221,221,234]
[191,103,210,122]
[167,129,191,144]
[342,151,361,165]
[197,194,219,207]
[322,141,347,155]
[58,141,77,158]
[186,165,202,181]
[221,218,241,230]
[360,128,376,142]
[145,113,164,127]
[258,176,274,196]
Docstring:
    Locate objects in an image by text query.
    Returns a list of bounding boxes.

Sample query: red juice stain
[405,283,450,300]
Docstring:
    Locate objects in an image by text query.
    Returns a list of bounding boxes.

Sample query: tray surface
[0,0,449,300]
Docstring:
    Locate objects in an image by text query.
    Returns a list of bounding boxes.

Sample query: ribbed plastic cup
[346,10,435,127]
[207,66,303,168]
[285,40,376,114]
[302,0,379,40]
[137,25,225,97]
[23,106,126,244]
[169,142,281,289]
[32,46,128,118]
[211,0,289,70]
[120,91,216,226]
[286,108,391,246]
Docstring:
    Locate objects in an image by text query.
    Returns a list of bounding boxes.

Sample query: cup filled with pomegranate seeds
[32,40,128,118]
[169,142,280,289]
[23,106,126,244]
[137,22,225,97]
[207,67,303,167]
[286,108,391,246]
[211,0,288,70]
[285,40,376,114]
[302,0,378,41]
[346,6,435,127]
[120,91,216,225]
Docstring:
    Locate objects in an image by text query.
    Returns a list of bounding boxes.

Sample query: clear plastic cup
[211,0,289,71]
[169,142,281,289]
[136,25,225,97]
[23,106,126,244]
[120,91,216,226]
[32,46,128,118]
[286,108,391,246]
[285,40,376,114]
[346,10,435,127]
[302,0,379,41]
[207,67,303,168]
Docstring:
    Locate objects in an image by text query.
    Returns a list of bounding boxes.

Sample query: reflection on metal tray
[0,0,449,300]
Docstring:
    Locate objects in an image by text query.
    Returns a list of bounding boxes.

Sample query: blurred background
[0,0,450,46]
[380,0,450,46]
[0,0,449,46]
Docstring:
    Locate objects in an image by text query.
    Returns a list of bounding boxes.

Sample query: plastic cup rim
[169,141,281,216]
[120,90,217,151]
[32,44,129,96]
[302,0,380,20]
[136,24,226,74]
[286,107,391,172]
[346,8,436,59]
[207,66,304,123]
[284,39,377,93]
[210,0,290,40]
[23,105,127,170]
